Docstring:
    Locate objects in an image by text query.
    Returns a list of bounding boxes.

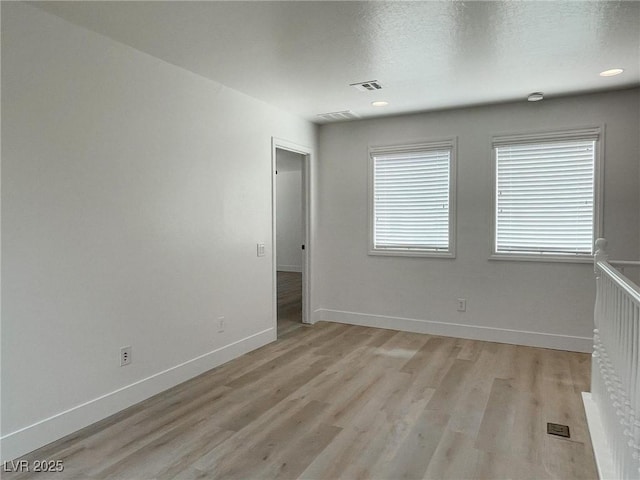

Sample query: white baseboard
[277,265,302,273]
[1,327,276,462]
[582,392,615,480]
[314,308,592,353]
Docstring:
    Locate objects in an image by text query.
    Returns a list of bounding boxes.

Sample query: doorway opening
[272,139,312,338]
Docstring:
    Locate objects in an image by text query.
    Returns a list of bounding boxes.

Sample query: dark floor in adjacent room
[277,271,304,337]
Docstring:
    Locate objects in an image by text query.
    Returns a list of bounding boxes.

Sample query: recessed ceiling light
[600,68,624,77]
[527,92,544,102]
[371,101,389,107]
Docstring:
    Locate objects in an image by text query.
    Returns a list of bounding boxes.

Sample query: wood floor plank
[366,327,401,348]
[423,429,479,480]
[400,336,461,388]
[5,323,596,480]
[508,346,546,464]
[542,434,597,480]
[48,384,232,478]
[425,359,474,412]
[216,357,336,432]
[474,377,518,454]
[567,349,592,394]
[194,400,331,479]
[473,449,553,480]
[298,411,390,480]
[302,371,426,479]
[457,339,484,362]
[376,409,450,480]
[223,344,314,389]
[269,422,342,480]
[97,419,233,479]
[154,426,235,480]
[284,345,374,404]
[447,342,501,437]
[313,329,375,357]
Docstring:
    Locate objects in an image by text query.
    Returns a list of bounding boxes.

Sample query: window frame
[489,127,604,263]
[368,138,457,258]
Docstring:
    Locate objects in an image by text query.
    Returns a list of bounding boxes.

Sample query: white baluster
[591,238,640,479]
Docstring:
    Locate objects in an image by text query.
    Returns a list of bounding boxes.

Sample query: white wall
[315,88,640,352]
[1,3,317,460]
[276,150,303,272]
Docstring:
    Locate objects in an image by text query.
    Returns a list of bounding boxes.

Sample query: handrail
[610,260,640,267]
[595,259,640,300]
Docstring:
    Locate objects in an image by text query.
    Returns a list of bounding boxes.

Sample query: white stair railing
[591,238,640,479]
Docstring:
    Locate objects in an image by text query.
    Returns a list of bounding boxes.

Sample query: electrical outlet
[457,298,467,312]
[120,346,132,366]
[218,316,226,333]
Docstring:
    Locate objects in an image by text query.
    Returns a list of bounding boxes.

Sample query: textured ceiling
[32,1,640,123]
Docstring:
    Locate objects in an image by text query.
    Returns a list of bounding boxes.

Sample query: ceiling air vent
[316,110,361,122]
[350,80,383,92]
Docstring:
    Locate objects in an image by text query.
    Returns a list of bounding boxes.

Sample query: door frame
[272,138,314,327]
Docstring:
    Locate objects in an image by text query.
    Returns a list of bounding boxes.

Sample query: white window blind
[495,138,597,256]
[371,145,452,254]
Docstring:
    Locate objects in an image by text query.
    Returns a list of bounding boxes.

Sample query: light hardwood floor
[5,323,597,479]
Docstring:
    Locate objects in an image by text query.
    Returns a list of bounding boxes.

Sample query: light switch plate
[257,243,265,257]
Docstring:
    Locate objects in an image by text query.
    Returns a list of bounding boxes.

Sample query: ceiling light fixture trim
[599,68,624,77]
[527,92,544,102]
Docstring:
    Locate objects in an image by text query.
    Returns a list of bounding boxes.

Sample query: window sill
[369,249,455,259]
[489,253,593,264]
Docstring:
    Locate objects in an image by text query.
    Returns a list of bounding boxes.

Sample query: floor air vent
[547,422,570,438]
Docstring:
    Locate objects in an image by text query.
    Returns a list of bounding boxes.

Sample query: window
[492,128,602,261]
[369,139,456,257]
